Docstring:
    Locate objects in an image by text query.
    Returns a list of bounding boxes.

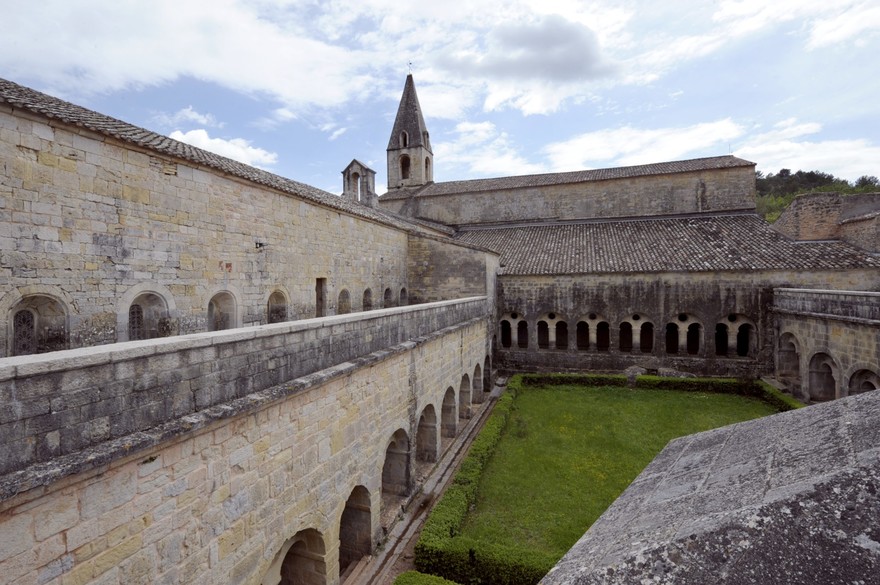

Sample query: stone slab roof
[454,214,880,275]
[0,77,426,235]
[381,155,755,200]
[542,390,880,585]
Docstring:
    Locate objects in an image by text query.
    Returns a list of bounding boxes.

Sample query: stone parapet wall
[0,316,491,585]
[772,192,880,251]
[774,288,880,322]
[0,297,489,480]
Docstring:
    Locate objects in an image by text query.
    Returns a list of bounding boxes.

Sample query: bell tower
[387,74,433,190]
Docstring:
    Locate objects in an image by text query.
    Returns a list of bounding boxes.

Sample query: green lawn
[458,384,779,556]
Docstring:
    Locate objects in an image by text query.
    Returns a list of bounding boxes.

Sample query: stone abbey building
[0,74,878,584]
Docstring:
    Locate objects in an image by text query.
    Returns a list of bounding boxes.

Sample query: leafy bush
[394,570,461,585]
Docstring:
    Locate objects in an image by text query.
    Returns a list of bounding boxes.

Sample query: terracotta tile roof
[381,155,755,200]
[0,77,424,234]
[454,214,880,275]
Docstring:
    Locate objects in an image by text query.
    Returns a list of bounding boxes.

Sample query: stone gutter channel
[345,377,508,585]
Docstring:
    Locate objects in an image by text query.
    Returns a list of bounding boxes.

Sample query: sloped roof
[0,77,425,235]
[543,390,880,584]
[381,155,754,200]
[386,74,430,152]
[453,214,880,275]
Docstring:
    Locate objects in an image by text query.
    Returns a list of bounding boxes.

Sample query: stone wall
[381,166,756,226]
[0,106,416,356]
[772,192,880,252]
[0,315,491,585]
[0,297,488,481]
[774,288,880,401]
[407,233,499,305]
[495,270,880,377]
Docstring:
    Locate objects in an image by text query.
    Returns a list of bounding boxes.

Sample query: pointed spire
[387,74,431,153]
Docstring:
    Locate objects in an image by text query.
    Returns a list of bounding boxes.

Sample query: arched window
[399,288,408,305]
[777,333,800,387]
[500,320,512,348]
[422,130,430,149]
[686,323,701,355]
[425,157,432,181]
[517,321,528,348]
[665,324,679,354]
[399,131,409,147]
[850,370,879,395]
[208,292,235,331]
[267,291,287,324]
[337,289,351,315]
[10,295,68,355]
[555,322,568,349]
[362,288,373,311]
[576,322,589,350]
[715,324,729,356]
[339,487,372,575]
[537,321,550,349]
[400,155,411,180]
[596,322,610,351]
[382,429,410,496]
[640,323,654,353]
[808,353,837,402]
[619,323,633,352]
[736,324,753,357]
[383,288,393,308]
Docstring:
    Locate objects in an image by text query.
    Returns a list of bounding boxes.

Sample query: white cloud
[735,119,880,181]
[433,121,546,179]
[543,119,745,170]
[154,106,222,129]
[806,2,880,49]
[169,129,278,168]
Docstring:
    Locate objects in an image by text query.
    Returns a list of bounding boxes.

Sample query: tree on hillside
[754,168,878,222]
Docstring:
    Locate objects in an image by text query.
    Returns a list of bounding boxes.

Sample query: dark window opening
[537,321,549,349]
[640,323,654,353]
[736,324,752,357]
[517,321,528,348]
[715,324,729,356]
[619,322,633,352]
[500,321,512,348]
[555,322,568,349]
[128,304,145,341]
[597,322,610,351]
[665,324,679,354]
[576,322,589,350]
[686,323,701,355]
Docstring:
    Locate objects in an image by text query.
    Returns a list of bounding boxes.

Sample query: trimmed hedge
[415,380,559,585]
[394,570,461,585]
[519,373,804,411]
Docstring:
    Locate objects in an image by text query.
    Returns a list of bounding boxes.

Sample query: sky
[1,0,879,195]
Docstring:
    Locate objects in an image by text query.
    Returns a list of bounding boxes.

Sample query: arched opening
[268,290,287,324]
[576,322,589,350]
[351,171,361,200]
[208,292,235,331]
[777,333,800,389]
[362,289,373,312]
[596,322,610,351]
[399,288,408,306]
[399,131,409,148]
[736,324,753,357]
[537,321,549,349]
[715,324,729,356]
[808,353,837,402]
[11,295,68,355]
[425,157,432,181]
[473,363,484,404]
[483,356,491,396]
[665,323,679,354]
[337,289,351,315]
[619,322,633,352]
[339,486,371,577]
[382,429,410,496]
[416,405,438,462]
[640,323,654,353]
[127,292,171,340]
[500,320,512,348]
[400,155,411,180]
[849,370,879,395]
[686,323,701,355]
[383,288,393,308]
[459,374,471,419]
[262,528,326,585]
[441,387,456,437]
[555,322,568,349]
[517,321,528,348]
